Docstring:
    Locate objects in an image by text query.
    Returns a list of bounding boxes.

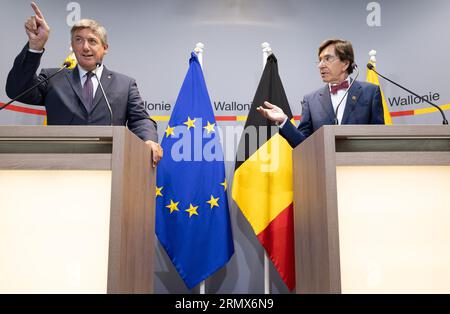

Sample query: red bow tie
[330,80,349,94]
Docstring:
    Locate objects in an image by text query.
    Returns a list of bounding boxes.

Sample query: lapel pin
[352,96,357,102]
[108,75,112,79]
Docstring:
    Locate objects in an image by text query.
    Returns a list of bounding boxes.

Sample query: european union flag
[156,52,234,289]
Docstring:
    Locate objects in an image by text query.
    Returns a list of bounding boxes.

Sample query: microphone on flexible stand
[334,63,360,125]
[93,62,114,126]
[1,60,73,111]
[367,63,448,125]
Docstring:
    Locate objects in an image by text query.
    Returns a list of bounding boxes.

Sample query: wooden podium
[293,125,450,293]
[0,126,155,293]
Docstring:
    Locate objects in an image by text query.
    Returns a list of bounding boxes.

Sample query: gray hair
[71,19,108,46]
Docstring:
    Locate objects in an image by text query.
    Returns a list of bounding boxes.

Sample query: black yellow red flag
[232,54,295,290]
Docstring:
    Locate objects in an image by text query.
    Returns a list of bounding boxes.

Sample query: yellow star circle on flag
[203,121,215,134]
[220,179,227,191]
[206,195,219,209]
[185,203,199,217]
[155,186,163,197]
[166,199,180,214]
[165,125,175,137]
[183,116,196,129]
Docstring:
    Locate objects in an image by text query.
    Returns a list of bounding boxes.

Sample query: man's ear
[342,60,350,72]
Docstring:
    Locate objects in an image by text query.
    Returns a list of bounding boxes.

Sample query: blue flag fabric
[156,52,234,289]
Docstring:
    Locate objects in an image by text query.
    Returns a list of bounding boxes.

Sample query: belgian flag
[232,54,295,290]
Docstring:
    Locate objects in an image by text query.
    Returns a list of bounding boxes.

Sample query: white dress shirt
[78,64,104,98]
[329,77,350,125]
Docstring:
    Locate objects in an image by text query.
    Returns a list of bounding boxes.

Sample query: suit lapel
[318,85,335,122]
[91,66,113,112]
[341,80,362,124]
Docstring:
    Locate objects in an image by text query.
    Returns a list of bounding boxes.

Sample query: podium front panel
[0,170,112,293]
[336,165,450,293]
[0,126,155,293]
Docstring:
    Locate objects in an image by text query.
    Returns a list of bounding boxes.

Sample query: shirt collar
[78,64,104,81]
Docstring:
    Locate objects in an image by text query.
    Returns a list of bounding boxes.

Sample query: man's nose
[82,41,90,50]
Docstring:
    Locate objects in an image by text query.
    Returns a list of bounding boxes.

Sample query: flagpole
[261,41,272,295]
[194,42,206,295]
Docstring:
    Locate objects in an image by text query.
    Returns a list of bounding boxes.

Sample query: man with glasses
[257,38,384,148]
[6,2,162,166]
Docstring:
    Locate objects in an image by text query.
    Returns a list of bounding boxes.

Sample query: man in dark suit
[257,38,384,148]
[6,2,162,166]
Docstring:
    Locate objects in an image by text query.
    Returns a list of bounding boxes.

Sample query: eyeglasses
[316,55,338,66]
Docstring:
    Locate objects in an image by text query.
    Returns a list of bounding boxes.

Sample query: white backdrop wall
[1,0,449,293]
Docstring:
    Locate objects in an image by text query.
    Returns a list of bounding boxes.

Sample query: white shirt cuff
[277,116,288,128]
[28,48,44,54]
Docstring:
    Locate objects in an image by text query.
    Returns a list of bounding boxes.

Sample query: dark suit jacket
[280,80,384,148]
[6,44,157,142]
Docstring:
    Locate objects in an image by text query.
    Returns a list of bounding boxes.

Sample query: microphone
[93,62,113,126]
[1,60,73,111]
[367,63,448,125]
[334,63,360,125]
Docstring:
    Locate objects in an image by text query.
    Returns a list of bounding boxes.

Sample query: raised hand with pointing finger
[24,2,50,51]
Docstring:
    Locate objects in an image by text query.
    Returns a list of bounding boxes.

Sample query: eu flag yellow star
[156,186,163,197]
[183,116,196,129]
[166,199,180,214]
[206,195,219,209]
[203,121,215,134]
[165,125,175,137]
[220,179,227,191]
[185,203,199,217]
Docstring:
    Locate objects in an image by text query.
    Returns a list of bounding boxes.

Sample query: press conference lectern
[293,125,450,293]
[0,126,154,293]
